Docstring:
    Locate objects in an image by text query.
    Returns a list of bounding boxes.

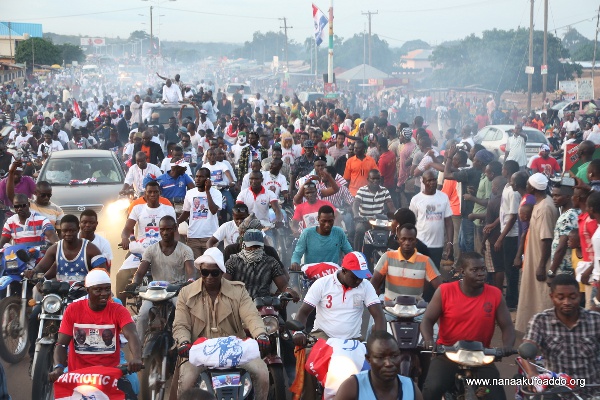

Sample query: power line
[7,7,149,21]
[361,11,378,66]
[160,7,279,21]
[380,0,507,14]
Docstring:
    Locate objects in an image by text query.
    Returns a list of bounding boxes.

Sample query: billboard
[563,143,600,175]
[80,37,106,46]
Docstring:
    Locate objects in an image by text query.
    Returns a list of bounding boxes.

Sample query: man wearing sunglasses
[28,180,65,230]
[0,192,58,247]
[173,247,270,398]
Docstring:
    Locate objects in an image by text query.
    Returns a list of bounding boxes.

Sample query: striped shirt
[225,254,284,299]
[322,185,354,209]
[1,211,54,245]
[355,185,391,217]
[30,201,65,229]
[374,249,440,300]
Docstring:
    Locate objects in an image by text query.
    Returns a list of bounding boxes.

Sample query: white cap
[194,247,225,273]
[85,268,111,287]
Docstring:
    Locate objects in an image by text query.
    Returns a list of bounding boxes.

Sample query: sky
[3,0,599,47]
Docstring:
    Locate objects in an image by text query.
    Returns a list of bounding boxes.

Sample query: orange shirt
[141,145,151,161]
[127,196,173,215]
[441,179,461,216]
[343,155,379,196]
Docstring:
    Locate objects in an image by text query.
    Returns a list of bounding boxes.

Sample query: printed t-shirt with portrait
[262,170,288,198]
[203,161,229,185]
[128,203,177,242]
[292,199,336,231]
[58,299,133,371]
[183,187,222,239]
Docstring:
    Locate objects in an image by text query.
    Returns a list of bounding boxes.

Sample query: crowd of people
[1,72,600,400]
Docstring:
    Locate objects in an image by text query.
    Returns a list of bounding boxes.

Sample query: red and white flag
[73,100,81,118]
[312,3,328,47]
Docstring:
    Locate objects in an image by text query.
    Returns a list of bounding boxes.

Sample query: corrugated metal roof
[0,22,43,38]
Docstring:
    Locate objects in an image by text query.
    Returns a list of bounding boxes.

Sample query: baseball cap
[342,252,372,279]
[303,139,314,148]
[170,158,189,168]
[199,109,208,115]
[178,126,188,133]
[539,144,550,152]
[194,247,225,273]
[243,229,264,247]
[85,268,111,287]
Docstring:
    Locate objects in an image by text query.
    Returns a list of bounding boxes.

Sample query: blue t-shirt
[144,172,193,199]
[291,226,353,265]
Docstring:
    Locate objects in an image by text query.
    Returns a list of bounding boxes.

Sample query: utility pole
[279,17,293,70]
[542,0,548,102]
[527,0,534,114]
[592,5,600,87]
[150,6,154,57]
[361,10,378,66]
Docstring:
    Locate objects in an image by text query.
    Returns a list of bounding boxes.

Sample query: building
[400,49,434,72]
[0,62,25,86]
[0,22,43,63]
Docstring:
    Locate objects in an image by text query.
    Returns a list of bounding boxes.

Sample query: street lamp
[141,0,176,56]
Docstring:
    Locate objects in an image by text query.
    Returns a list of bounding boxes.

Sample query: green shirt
[473,174,492,226]
[576,161,590,184]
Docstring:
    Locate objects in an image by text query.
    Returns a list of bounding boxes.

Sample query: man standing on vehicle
[162,79,182,104]
[121,151,163,198]
[292,251,386,400]
[504,123,528,170]
[178,167,222,260]
[117,181,177,304]
[48,268,142,398]
[172,248,270,398]
[291,205,352,270]
[420,252,515,400]
[522,274,600,397]
[127,216,195,338]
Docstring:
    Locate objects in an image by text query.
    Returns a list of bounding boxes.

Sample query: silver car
[476,124,549,163]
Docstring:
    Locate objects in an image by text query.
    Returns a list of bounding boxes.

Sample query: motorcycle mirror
[16,249,30,263]
[518,342,538,359]
[416,300,428,309]
[285,320,305,332]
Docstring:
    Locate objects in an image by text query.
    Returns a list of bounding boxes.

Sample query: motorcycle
[197,366,254,399]
[31,280,87,400]
[384,296,427,383]
[0,245,41,363]
[363,214,393,270]
[515,342,600,399]
[434,341,514,400]
[255,293,293,400]
[122,280,189,400]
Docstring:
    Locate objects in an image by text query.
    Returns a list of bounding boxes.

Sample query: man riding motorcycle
[172,247,270,398]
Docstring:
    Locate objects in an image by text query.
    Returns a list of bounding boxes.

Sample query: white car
[223,83,256,105]
[476,125,549,163]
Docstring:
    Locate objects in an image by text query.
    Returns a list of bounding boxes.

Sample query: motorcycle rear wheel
[0,296,28,363]
[140,351,166,400]
[267,364,287,400]
[31,343,54,400]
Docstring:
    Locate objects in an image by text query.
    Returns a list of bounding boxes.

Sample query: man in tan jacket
[172,247,269,397]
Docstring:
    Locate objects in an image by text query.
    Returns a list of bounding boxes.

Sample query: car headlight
[262,316,279,335]
[42,294,62,314]
[106,198,131,214]
[242,375,252,397]
[445,350,495,367]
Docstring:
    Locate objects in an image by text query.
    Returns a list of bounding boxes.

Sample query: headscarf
[239,229,265,264]
[528,173,548,191]
[350,118,362,137]
[474,149,494,165]
[237,214,263,243]
[401,127,413,140]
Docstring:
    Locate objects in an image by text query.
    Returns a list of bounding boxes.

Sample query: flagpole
[327,0,333,84]
[315,39,318,81]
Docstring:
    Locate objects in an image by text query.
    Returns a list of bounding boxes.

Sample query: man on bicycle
[48,269,142,397]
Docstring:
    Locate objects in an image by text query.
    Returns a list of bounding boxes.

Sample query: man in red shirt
[291,181,336,236]
[49,269,142,382]
[420,252,515,400]
[529,144,560,176]
[377,137,397,205]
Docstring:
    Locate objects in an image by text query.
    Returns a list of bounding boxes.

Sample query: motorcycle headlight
[242,374,253,397]
[263,316,279,335]
[445,350,495,367]
[5,260,18,271]
[42,294,62,314]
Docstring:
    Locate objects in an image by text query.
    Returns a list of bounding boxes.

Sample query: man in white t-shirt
[410,170,454,268]
[122,151,162,197]
[178,167,222,259]
[236,170,283,227]
[207,203,249,248]
[254,93,266,115]
[261,158,289,198]
[230,132,248,165]
[78,209,113,268]
[292,251,386,399]
[116,181,177,303]
[562,113,580,134]
[505,124,528,168]
[202,148,236,217]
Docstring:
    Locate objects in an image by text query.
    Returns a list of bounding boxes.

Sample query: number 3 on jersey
[325,295,333,308]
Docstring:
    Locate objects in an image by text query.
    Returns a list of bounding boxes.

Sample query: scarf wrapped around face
[239,246,265,264]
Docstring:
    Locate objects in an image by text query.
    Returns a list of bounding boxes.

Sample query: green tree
[571,42,595,61]
[399,39,431,54]
[56,43,85,64]
[129,30,149,41]
[15,37,60,67]
[429,28,581,94]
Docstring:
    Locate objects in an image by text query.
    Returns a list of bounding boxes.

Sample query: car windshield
[551,101,569,110]
[156,107,195,125]
[226,86,251,94]
[39,157,123,185]
[523,129,546,143]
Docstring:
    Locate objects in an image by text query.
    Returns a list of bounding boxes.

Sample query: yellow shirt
[571,248,585,293]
